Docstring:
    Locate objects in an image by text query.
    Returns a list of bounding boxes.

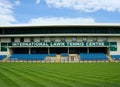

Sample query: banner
[8,42,109,47]
[1,42,117,51]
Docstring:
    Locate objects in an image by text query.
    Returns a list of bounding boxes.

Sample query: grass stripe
[1,63,74,87]
[0,63,120,87]
[0,64,47,87]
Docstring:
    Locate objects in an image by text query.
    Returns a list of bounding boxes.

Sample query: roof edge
[0,23,120,28]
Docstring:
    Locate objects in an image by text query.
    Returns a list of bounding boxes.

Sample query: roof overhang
[0,23,120,28]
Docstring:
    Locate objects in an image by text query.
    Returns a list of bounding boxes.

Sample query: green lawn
[0,63,120,87]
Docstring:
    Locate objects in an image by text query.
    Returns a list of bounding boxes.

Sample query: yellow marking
[56,54,61,62]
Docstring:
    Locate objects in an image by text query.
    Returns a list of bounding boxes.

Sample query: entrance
[69,54,79,62]
[71,56,74,61]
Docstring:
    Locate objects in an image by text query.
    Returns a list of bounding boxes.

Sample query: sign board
[110,42,117,51]
[9,42,109,47]
[1,43,7,51]
[0,42,117,51]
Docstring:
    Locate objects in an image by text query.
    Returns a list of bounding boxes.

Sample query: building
[0,24,120,62]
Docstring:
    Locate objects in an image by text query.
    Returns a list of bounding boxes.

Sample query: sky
[0,0,120,25]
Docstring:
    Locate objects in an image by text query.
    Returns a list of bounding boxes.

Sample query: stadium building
[0,24,120,62]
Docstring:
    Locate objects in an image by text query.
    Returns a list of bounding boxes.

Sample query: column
[29,48,31,54]
[107,47,110,55]
[87,47,89,53]
[48,47,50,54]
[68,47,69,54]
[68,47,69,62]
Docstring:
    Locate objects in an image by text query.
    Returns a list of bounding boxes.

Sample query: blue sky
[0,0,120,25]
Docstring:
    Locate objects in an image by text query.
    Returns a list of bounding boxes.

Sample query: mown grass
[0,62,120,87]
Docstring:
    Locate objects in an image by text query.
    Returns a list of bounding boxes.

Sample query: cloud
[0,15,16,25]
[45,0,120,12]
[14,0,20,6]
[0,0,16,25]
[36,0,40,4]
[28,17,95,25]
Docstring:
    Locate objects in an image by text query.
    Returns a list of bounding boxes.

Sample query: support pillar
[107,47,110,55]
[29,48,31,54]
[87,47,89,53]
[68,47,69,62]
[68,47,69,54]
[48,47,50,54]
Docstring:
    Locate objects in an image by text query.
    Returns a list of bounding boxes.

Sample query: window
[40,37,44,42]
[93,37,97,42]
[82,37,87,42]
[103,37,108,42]
[72,37,77,42]
[11,37,15,42]
[30,37,34,42]
[61,37,66,42]
[50,37,55,42]
[70,49,75,54]
[20,37,24,42]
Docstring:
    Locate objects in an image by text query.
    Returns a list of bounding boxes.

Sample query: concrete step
[106,55,114,62]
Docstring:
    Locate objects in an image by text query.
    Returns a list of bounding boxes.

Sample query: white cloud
[28,17,95,25]
[0,15,16,25]
[14,0,20,6]
[45,0,120,12]
[0,0,16,25]
[36,0,40,4]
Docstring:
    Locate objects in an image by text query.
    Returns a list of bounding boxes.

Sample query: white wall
[1,38,11,42]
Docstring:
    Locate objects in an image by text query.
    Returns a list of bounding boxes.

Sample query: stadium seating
[0,55,6,60]
[61,53,68,57]
[10,54,47,60]
[111,55,120,60]
[48,54,56,57]
[80,53,108,61]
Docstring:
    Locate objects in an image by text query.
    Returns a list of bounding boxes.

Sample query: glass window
[93,37,97,42]
[51,37,55,42]
[20,37,24,42]
[11,38,15,42]
[103,37,108,42]
[30,37,34,42]
[72,37,77,42]
[82,37,87,42]
[61,37,66,42]
[40,37,44,42]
